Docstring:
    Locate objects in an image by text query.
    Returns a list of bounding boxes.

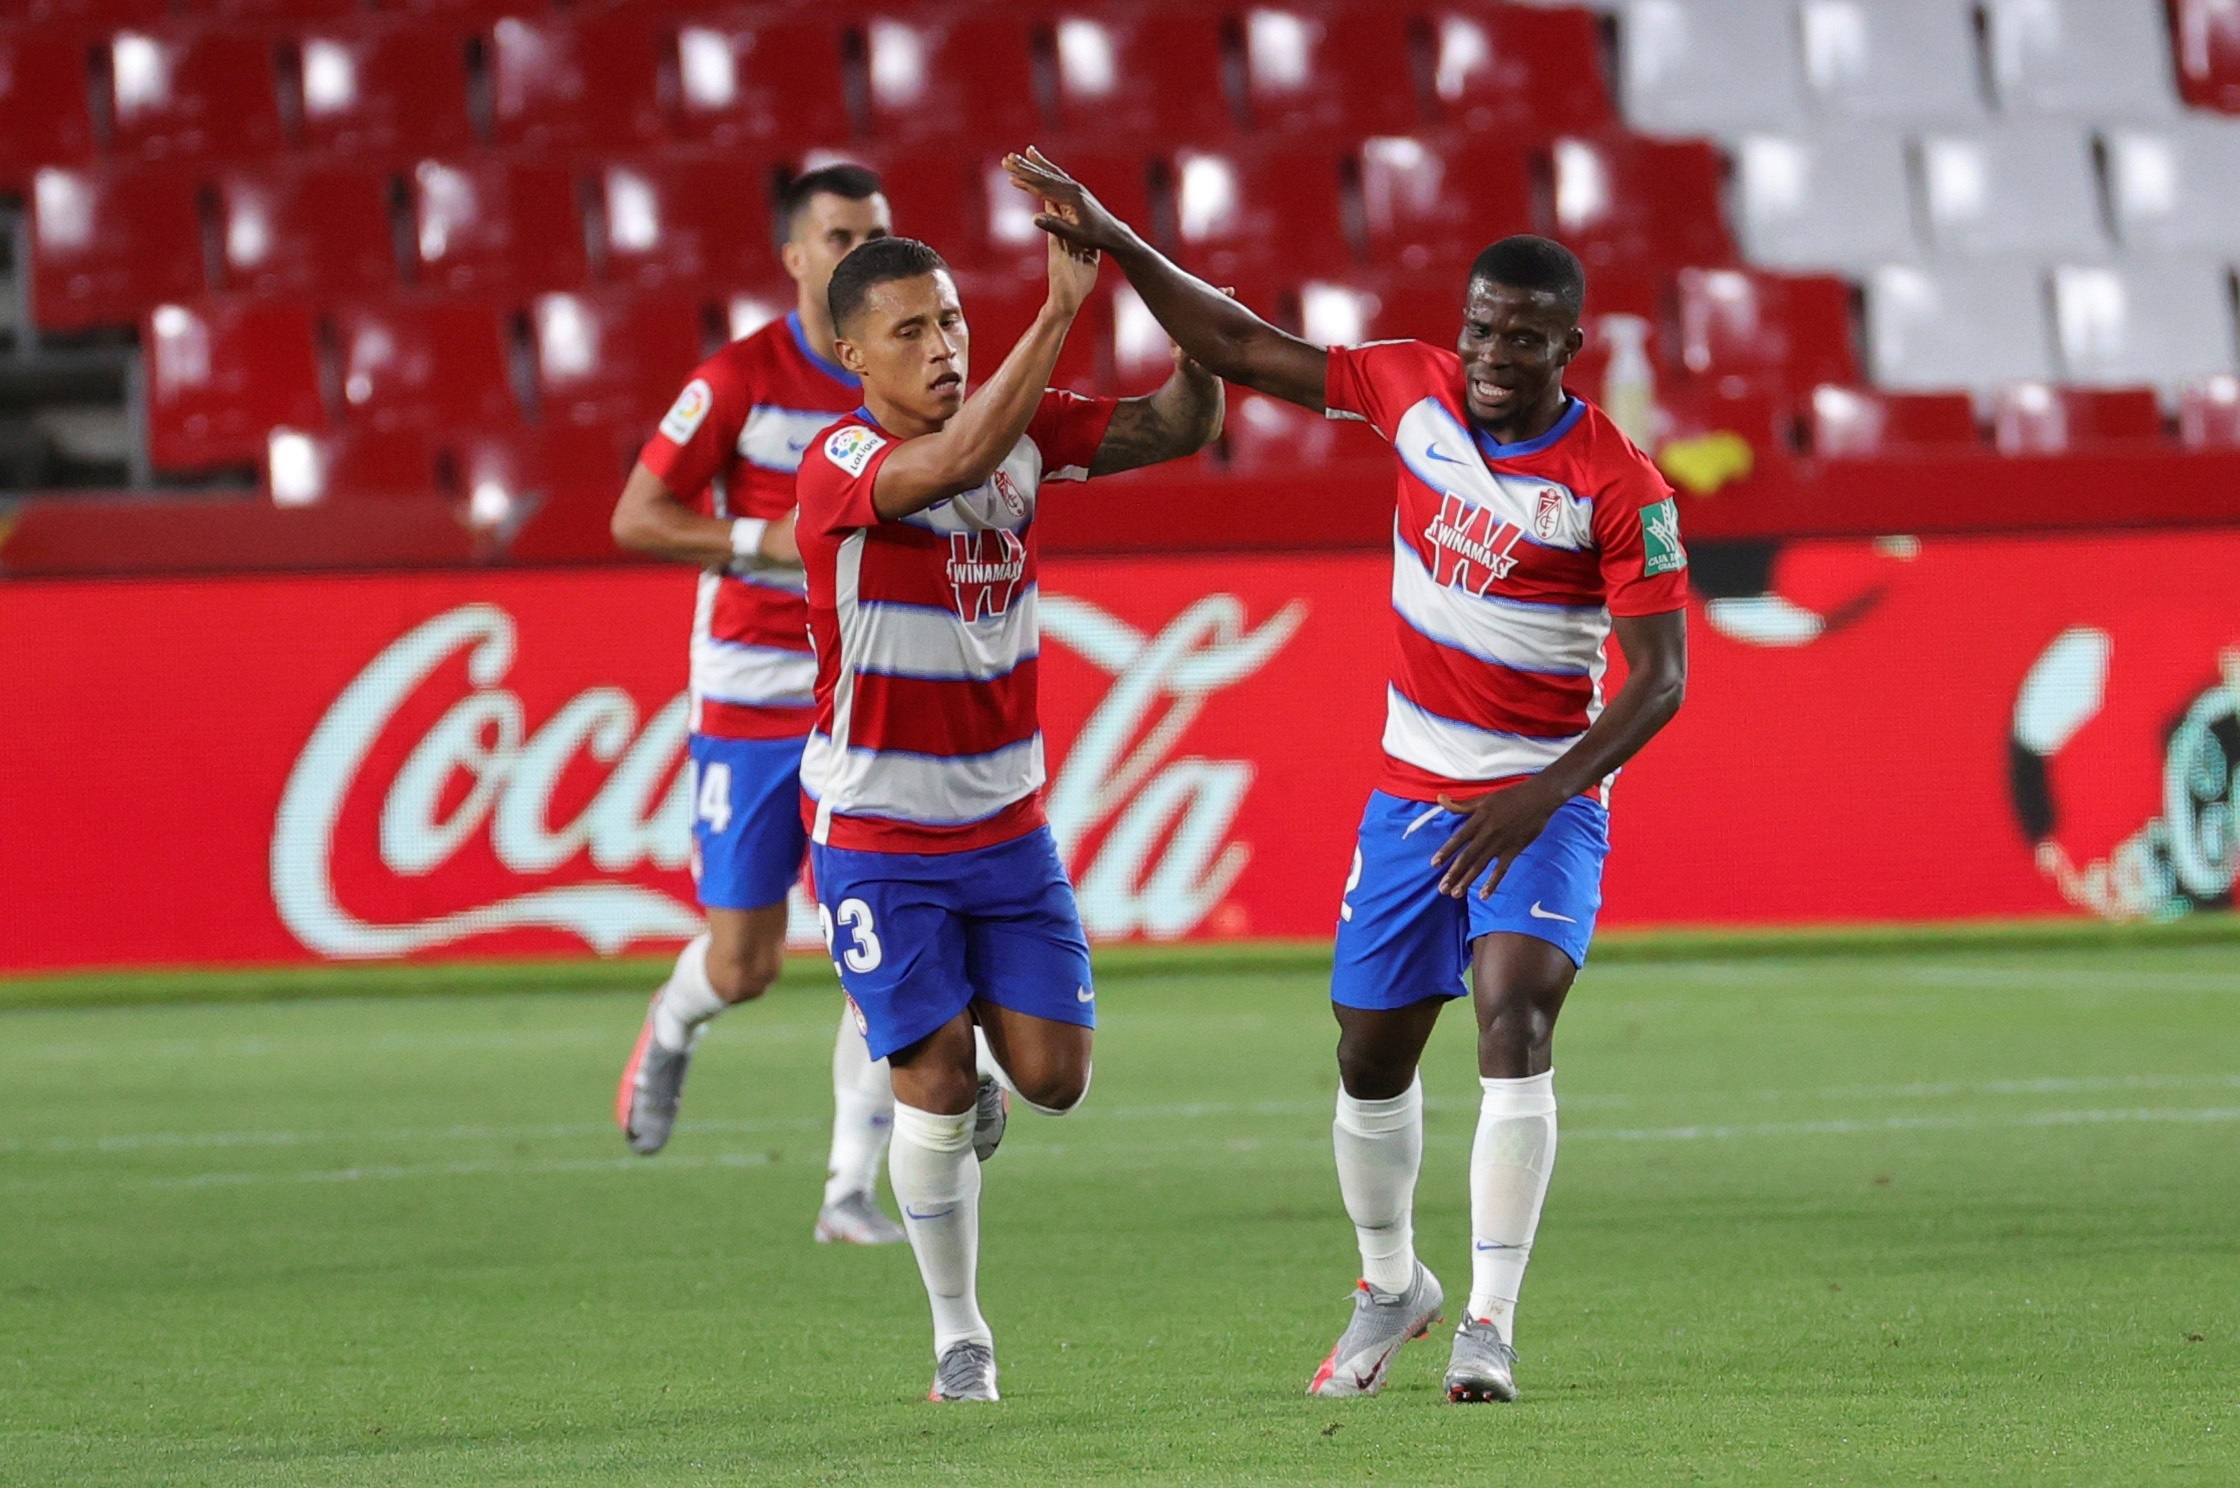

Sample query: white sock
[889,1102,990,1354]
[1332,1076,1423,1294]
[1468,1070,1559,1344]
[823,1007,895,1207]
[652,934,726,1052]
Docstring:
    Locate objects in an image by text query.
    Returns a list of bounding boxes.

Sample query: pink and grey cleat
[1306,1262,1444,1397]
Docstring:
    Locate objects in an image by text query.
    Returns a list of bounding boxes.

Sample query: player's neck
[861,390,948,441]
[1471,385,1570,447]
[795,299,841,366]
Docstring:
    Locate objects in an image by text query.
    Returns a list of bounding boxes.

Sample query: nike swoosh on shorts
[1528,902,1576,923]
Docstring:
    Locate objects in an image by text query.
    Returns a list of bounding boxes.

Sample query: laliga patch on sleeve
[823,424,887,478]
[658,379,714,444]
[1640,498,1686,576]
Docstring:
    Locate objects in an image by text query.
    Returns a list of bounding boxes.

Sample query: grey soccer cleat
[928,1340,999,1402]
[813,1190,907,1245]
[615,996,694,1156]
[1306,1262,1444,1397]
[972,1075,1008,1162]
[1444,1316,1520,1403]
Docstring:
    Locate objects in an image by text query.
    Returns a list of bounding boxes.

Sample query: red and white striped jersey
[638,311,865,741]
[794,390,1118,853]
[1324,339,1688,802]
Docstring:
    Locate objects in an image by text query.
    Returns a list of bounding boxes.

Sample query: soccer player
[793,228,1223,1401]
[610,164,913,1246]
[1005,148,1690,1404]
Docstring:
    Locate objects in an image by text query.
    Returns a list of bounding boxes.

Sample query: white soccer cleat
[813,1190,907,1245]
[1444,1316,1520,1403]
[1306,1263,1444,1397]
[928,1340,999,1402]
[616,994,694,1156]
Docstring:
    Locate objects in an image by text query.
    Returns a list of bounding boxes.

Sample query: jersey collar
[789,310,860,387]
[1470,395,1584,461]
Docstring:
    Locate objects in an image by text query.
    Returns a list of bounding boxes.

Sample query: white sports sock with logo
[1333,1076,1424,1294]
[652,934,726,1053]
[889,1102,991,1354]
[1467,1070,1559,1344]
[823,1007,895,1207]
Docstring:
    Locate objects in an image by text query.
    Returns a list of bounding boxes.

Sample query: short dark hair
[777,162,884,245]
[1468,235,1587,323]
[828,236,949,334]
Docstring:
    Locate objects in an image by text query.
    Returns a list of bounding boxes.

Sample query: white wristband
[729,517,769,561]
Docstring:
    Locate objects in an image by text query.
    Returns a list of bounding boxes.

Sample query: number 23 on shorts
[819,897,884,973]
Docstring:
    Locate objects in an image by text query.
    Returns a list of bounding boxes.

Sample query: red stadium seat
[1224,389,1351,473]
[862,10,1043,144]
[2179,373,2240,448]
[529,290,704,431]
[1992,383,2163,455]
[216,166,398,299]
[1675,268,1857,397]
[1112,270,1290,388]
[1167,145,1354,282]
[963,147,1154,276]
[2174,0,2240,112]
[182,0,363,18]
[724,281,796,343]
[1048,4,1236,141]
[295,19,475,162]
[1296,273,1461,349]
[0,31,96,185]
[265,427,438,507]
[23,0,168,24]
[1653,384,1790,492]
[1241,4,1420,137]
[446,423,635,556]
[1356,136,1533,276]
[106,26,284,162]
[1807,386,1980,458]
[29,165,202,332]
[947,271,1108,395]
[410,158,588,296]
[333,297,515,434]
[672,16,851,150]
[1551,134,1732,276]
[1428,2,1615,140]
[487,12,665,154]
[144,301,325,474]
[596,157,769,291]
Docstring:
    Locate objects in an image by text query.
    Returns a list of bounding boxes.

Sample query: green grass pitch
[3,935,2235,1485]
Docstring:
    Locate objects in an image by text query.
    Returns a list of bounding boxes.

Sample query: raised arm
[1004,148,1329,412]
[1090,345,1225,477]
[870,227,1102,519]
[611,463,799,567]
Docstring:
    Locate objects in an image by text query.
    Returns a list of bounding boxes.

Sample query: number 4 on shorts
[695,760,733,833]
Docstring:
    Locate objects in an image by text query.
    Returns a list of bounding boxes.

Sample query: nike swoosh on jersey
[1422,444,1469,466]
[1528,902,1576,923]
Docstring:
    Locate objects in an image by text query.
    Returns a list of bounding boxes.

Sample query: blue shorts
[688,733,809,912]
[1330,789,1609,1011]
[808,826,1095,1063]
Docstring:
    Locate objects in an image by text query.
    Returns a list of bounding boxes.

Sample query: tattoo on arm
[1090,369,1225,477]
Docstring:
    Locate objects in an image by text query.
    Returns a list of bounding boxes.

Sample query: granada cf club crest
[1424,492,1526,594]
[945,530,1028,621]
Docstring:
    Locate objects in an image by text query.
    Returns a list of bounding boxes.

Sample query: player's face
[1457,280,1583,433]
[837,271,971,423]
[785,192,895,300]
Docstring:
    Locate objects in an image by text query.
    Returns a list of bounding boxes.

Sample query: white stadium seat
[1798,0,1986,124]
[2051,259,2240,396]
[1734,130,1918,273]
[1915,124,2109,261]
[1618,0,1805,137]
[2103,120,2240,254]
[1982,0,2181,118]
[1866,261,2054,391]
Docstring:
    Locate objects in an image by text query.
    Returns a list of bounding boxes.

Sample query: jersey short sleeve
[1025,388,1120,483]
[639,357,748,503]
[1323,340,1449,442]
[1591,454,1690,616]
[796,421,898,538]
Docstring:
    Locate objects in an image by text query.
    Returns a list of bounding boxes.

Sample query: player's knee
[1335,1038,1416,1102]
[1015,1064,1090,1115]
[706,943,780,1004]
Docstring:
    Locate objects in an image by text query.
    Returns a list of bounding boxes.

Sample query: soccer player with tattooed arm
[1006,147,1690,1404]
[794,207,1222,1400]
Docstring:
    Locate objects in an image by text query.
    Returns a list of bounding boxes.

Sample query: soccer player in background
[1006,148,1689,1404]
[794,226,1222,1401]
[610,165,912,1246]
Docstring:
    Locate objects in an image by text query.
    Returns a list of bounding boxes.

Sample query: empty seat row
[1808,380,2240,457]
[1734,120,2240,275]
[25,134,1735,334]
[0,3,1612,185]
[1621,0,2184,138]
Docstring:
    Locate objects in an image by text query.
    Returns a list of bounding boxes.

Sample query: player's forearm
[876,306,1076,516]
[1531,647,1686,802]
[1153,362,1224,452]
[1106,235,1279,381]
[612,468,799,569]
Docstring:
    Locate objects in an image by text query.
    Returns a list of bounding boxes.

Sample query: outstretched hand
[1428,779,1564,900]
[1004,147,1132,255]
[1040,190,1102,315]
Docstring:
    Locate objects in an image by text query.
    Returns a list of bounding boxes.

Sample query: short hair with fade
[827,236,950,334]
[1468,235,1587,323]
[776,162,884,246]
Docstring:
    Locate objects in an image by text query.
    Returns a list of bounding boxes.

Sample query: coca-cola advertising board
[3,531,2236,975]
